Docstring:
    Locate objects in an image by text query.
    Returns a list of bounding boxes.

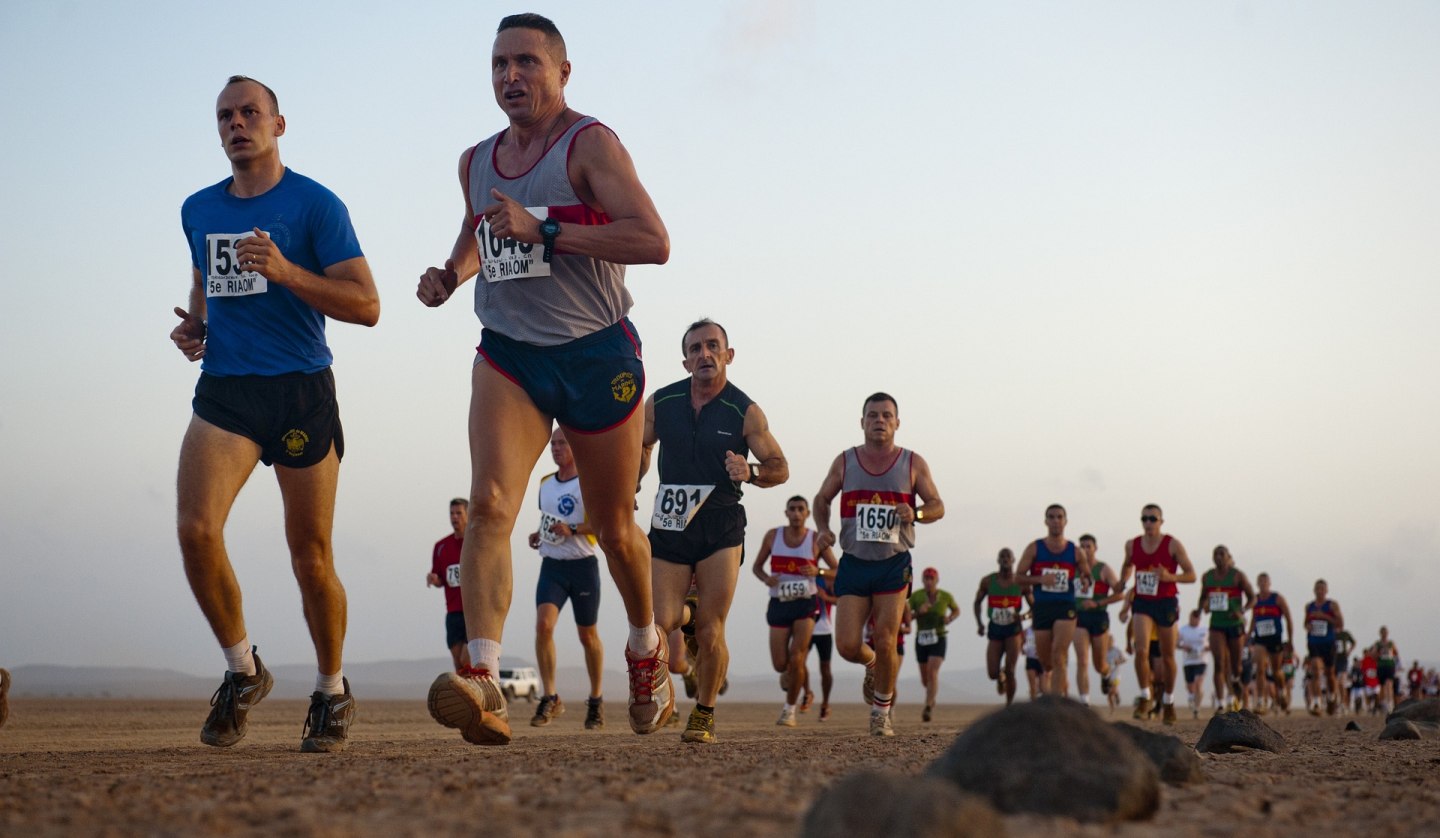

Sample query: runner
[1408,660,1426,703]
[909,567,961,721]
[1372,626,1401,715]
[173,75,380,753]
[1333,628,1356,706]
[1014,505,1089,697]
[814,392,944,736]
[526,428,606,729]
[750,496,837,727]
[1359,646,1380,714]
[1303,579,1345,715]
[418,13,674,745]
[973,548,1025,706]
[644,319,789,744]
[1022,625,1043,701]
[426,498,471,673]
[1105,643,1128,711]
[1276,642,1299,714]
[805,572,839,720]
[1198,545,1255,713]
[1178,609,1209,718]
[1118,504,1197,725]
[1246,572,1294,715]
[1072,533,1123,707]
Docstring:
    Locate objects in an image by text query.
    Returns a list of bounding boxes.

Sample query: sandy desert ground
[2,697,1438,837]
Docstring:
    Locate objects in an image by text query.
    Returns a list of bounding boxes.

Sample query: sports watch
[540,217,561,262]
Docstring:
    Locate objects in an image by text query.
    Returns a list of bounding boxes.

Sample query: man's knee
[177,514,224,558]
[466,490,521,536]
[835,637,866,662]
[290,550,337,588]
[696,618,726,654]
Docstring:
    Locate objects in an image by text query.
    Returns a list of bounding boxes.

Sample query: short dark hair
[1079,533,1097,546]
[225,75,278,113]
[863,392,898,413]
[1046,503,1066,516]
[497,13,567,60]
[1142,503,1163,516]
[787,495,809,507]
[681,318,728,354]
[450,498,468,508]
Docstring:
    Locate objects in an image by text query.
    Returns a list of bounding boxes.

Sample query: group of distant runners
[159,11,1422,756]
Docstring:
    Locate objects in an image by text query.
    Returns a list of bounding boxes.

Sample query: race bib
[478,207,551,282]
[991,607,1016,626]
[1042,568,1071,593]
[1136,571,1159,597]
[538,512,566,546]
[444,564,461,588]
[205,232,267,297]
[777,580,810,602]
[1208,592,1229,613]
[1308,619,1328,638]
[854,503,899,543]
[651,484,714,532]
[1074,577,1094,599]
[917,629,939,646]
[1255,620,1277,637]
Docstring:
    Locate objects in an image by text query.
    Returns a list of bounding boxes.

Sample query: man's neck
[557,464,578,481]
[690,375,725,408]
[229,157,285,199]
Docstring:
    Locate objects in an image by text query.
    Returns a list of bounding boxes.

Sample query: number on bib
[445,564,461,588]
[1074,578,1094,599]
[1255,621,1277,637]
[917,629,939,646]
[1136,571,1159,597]
[776,580,810,602]
[1208,592,1229,613]
[651,484,714,532]
[1308,619,1328,638]
[1042,568,1071,593]
[478,207,551,282]
[205,232,267,297]
[991,607,1016,627]
[854,503,899,543]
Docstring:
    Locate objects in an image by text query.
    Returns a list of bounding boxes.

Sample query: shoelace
[686,710,712,731]
[302,695,330,738]
[209,673,237,715]
[628,656,659,700]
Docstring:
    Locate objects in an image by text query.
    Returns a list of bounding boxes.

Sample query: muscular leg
[1210,629,1230,708]
[834,596,875,667]
[867,591,907,699]
[786,619,815,706]
[1048,619,1076,696]
[576,623,603,699]
[924,656,943,708]
[1033,628,1054,694]
[275,445,344,676]
[769,626,791,675]
[176,417,262,652]
[1073,627,1092,698]
[535,603,560,696]
[986,639,1002,682]
[1156,623,1180,697]
[1091,631,1111,683]
[819,656,833,704]
[689,547,742,707]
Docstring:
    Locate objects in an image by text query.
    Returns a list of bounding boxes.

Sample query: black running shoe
[200,649,274,747]
[584,697,605,730]
[301,678,356,753]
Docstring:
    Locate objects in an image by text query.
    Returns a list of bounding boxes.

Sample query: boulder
[926,696,1159,823]
[1378,719,1440,741]
[1112,722,1206,785]
[802,769,1005,838]
[1195,710,1287,754]
[1386,698,1440,725]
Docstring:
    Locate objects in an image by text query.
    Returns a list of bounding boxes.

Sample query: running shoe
[201,649,274,747]
[626,631,675,734]
[428,666,511,745]
[1162,703,1177,726]
[531,694,564,727]
[584,697,604,730]
[869,708,895,737]
[819,703,831,721]
[922,704,933,723]
[1132,697,1154,721]
[777,706,797,727]
[862,665,876,706]
[681,707,716,744]
[301,678,356,753]
[800,689,814,713]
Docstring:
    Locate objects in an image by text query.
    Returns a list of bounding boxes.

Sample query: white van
[497,667,540,703]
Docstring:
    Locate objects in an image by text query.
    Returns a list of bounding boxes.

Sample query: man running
[1198,545,1255,712]
[1073,533,1122,707]
[172,75,380,753]
[751,496,836,727]
[1303,579,1345,715]
[1178,609,1209,717]
[1015,505,1090,697]
[526,428,606,729]
[1372,626,1401,714]
[644,319,788,744]
[805,571,839,720]
[814,392,944,736]
[973,548,1025,706]
[426,498,471,673]
[909,567,960,722]
[418,13,673,745]
[1118,504,1197,724]
[1246,572,1294,715]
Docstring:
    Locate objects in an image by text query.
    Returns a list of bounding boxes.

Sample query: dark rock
[1378,719,1440,741]
[1112,722,1206,785]
[926,696,1159,823]
[1386,698,1440,725]
[802,769,1005,838]
[1345,720,1361,732]
[1195,710,1288,754]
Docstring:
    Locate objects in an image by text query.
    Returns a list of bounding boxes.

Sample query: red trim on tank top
[852,446,904,477]
[489,120,576,180]
[565,121,613,219]
[463,144,481,228]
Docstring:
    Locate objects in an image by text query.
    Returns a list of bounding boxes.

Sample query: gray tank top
[838,447,916,560]
[467,116,632,346]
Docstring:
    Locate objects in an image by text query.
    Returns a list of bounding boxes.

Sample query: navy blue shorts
[445,610,467,648]
[1209,623,1244,639]
[1251,634,1284,654]
[834,552,912,598]
[193,368,344,467]
[810,633,832,663]
[1032,600,1077,631]
[1184,663,1207,684]
[535,556,602,626]
[767,595,818,628]
[478,317,644,433]
[1076,609,1110,636]
[1132,596,1180,628]
[987,622,1021,642]
[1026,657,1043,673]
[650,504,746,566]
[1307,641,1335,667]
[915,636,947,663]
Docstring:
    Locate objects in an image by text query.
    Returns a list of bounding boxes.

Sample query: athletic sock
[873,691,894,710]
[469,639,502,675]
[696,703,714,715]
[1162,692,1174,706]
[1079,694,1090,706]
[316,670,344,696]
[783,703,795,713]
[1139,687,1151,701]
[628,622,659,656]
[224,639,256,677]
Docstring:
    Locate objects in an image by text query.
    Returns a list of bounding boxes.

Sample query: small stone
[1195,710,1287,754]
[1344,721,1361,732]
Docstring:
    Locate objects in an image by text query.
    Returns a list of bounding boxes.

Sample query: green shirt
[909,588,958,637]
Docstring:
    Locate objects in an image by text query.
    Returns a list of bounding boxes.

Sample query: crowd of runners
[148,11,1429,754]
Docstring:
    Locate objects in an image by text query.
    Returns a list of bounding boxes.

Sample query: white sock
[316,670,344,696]
[1140,687,1151,700]
[627,622,659,656]
[469,638,502,674]
[1162,692,1174,706]
[783,703,795,712]
[1080,694,1090,706]
[223,639,256,676]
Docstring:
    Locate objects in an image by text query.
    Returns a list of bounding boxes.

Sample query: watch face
[541,219,561,237]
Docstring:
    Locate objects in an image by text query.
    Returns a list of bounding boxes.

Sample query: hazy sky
[2,1,1437,688]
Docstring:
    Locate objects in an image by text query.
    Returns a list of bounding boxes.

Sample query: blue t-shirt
[181,168,363,376]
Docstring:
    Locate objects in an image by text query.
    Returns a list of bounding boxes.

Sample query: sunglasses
[1140,515,1159,523]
